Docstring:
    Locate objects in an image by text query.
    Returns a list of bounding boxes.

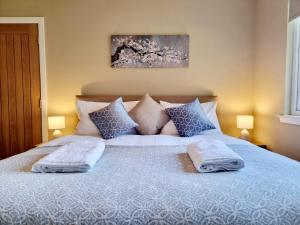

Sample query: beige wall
[254,0,300,160]
[0,0,256,138]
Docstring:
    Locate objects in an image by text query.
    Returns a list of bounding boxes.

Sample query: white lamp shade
[237,115,253,129]
[48,116,65,130]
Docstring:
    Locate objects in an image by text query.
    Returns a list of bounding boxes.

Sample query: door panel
[28,25,42,145]
[7,34,18,153]
[21,34,34,151]
[14,34,25,153]
[0,34,10,158]
[0,24,41,159]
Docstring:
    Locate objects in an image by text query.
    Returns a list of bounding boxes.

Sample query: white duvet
[40,133,251,148]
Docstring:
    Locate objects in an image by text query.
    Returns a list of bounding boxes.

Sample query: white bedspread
[0,135,300,225]
[1,135,300,225]
[40,134,251,148]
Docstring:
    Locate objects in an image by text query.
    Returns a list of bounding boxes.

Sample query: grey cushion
[89,98,138,139]
[165,99,215,137]
[129,94,170,135]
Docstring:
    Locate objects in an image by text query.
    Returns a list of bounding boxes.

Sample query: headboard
[76,95,217,103]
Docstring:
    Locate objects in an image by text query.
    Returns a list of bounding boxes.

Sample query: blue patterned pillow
[89,98,138,139]
[165,99,215,137]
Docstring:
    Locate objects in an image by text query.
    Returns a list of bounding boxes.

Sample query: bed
[0,95,300,225]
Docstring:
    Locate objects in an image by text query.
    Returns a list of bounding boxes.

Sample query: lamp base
[240,129,250,141]
[53,130,62,138]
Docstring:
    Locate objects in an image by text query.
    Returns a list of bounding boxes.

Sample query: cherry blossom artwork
[111,35,189,68]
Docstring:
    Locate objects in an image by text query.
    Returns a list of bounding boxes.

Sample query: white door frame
[0,17,48,142]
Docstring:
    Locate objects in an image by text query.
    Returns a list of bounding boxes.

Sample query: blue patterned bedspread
[0,144,300,225]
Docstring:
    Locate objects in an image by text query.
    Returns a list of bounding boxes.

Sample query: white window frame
[291,18,300,116]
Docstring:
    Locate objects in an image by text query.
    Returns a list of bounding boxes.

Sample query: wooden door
[0,24,42,159]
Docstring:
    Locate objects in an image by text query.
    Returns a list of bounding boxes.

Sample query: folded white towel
[32,140,105,173]
[187,139,244,173]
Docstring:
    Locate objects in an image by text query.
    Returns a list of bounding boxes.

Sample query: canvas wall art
[111,35,189,68]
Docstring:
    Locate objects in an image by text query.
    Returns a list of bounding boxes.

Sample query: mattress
[0,134,300,225]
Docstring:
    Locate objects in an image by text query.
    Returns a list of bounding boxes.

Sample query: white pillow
[75,100,138,136]
[160,101,222,135]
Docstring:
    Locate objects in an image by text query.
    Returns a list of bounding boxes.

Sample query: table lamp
[237,115,253,141]
[48,116,65,138]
